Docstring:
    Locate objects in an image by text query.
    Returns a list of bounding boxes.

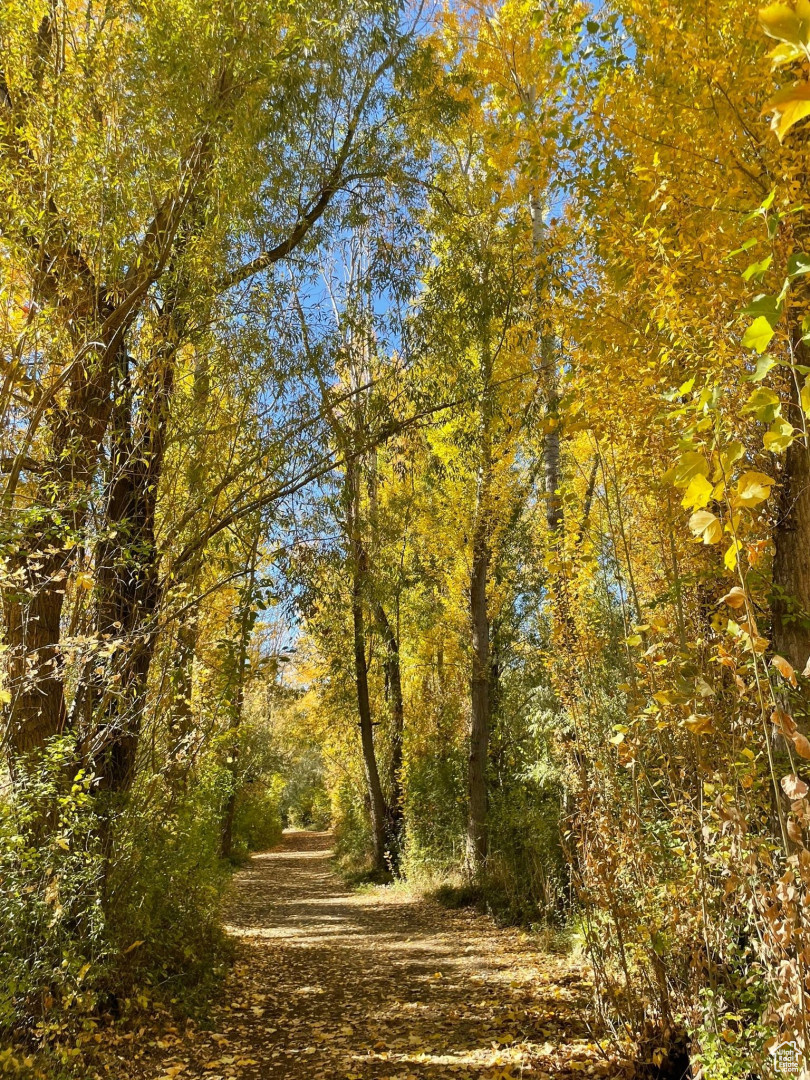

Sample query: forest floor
[99,831,625,1080]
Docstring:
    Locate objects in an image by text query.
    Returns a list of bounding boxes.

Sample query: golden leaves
[763,82,810,142]
[759,1,810,47]
[681,472,714,510]
[689,509,722,544]
[771,710,810,758]
[732,471,776,508]
[741,314,775,351]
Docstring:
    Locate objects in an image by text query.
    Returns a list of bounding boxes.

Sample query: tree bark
[347,461,388,873]
[73,340,173,794]
[467,501,491,874]
[466,329,493,878]
[373,598,404,858]
[220,530,259,861]
[2,334,115,760]
[2,548,68,758]
[772,336,810,671]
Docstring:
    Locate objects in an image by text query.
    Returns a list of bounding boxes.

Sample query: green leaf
[741,316,775,352]
[747,354,779,381]
[788,251,810,277]
[727,238,757,258]
[743,385,781,422]
[742,293,783,327]
[763,417,796,452]
[742,255,772,281]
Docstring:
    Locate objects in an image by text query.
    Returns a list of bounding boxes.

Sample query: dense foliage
[3,1,810,1077]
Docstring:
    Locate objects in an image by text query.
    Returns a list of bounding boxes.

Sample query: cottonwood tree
[0,0,414,791]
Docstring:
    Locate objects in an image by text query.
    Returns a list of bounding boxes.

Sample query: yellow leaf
[688,509,722,544]
[681,472,714,510]
[759,1,810,44]
[763,82,810,142]
[734,471,776,507]
[793,732,810,759]
[741,315,775,352]
[768,40,806,66]
[763,417,796,453]
[684,714,713,735]
[666,450,710,489]
[724,540,740,572]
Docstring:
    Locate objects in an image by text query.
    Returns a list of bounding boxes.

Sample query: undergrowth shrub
[0,738,106,1038]
[230,773,285,855]
[281,747,331,829]
[483,683,567,924]
[0,738,233,1049]
[332,777,374,873]
[104,761,233,1009]
[401,733,466,880]
[485,779,566,924]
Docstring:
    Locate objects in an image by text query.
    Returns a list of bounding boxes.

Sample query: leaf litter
[90,832,627,1079]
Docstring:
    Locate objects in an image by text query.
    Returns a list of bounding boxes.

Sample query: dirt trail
[128,831,615,1080]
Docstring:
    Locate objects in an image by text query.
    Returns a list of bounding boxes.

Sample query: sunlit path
[126,830,610,1080]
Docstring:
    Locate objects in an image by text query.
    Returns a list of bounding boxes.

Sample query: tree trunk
[76,344,171,794]
[530,190,562,536]
[467,500,491,875]
[466,328,493,878]
[347,462,388,873]
[221,528,260,860]
[772,335,810,671]
[373,599,404,860]
[2,547,67,758]
[2,338,115,763]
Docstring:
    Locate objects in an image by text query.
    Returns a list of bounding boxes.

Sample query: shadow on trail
[128,831,607,1079]
[202,830,600,1080]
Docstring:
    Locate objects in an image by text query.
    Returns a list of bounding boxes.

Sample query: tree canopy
[3,1,810,1077]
